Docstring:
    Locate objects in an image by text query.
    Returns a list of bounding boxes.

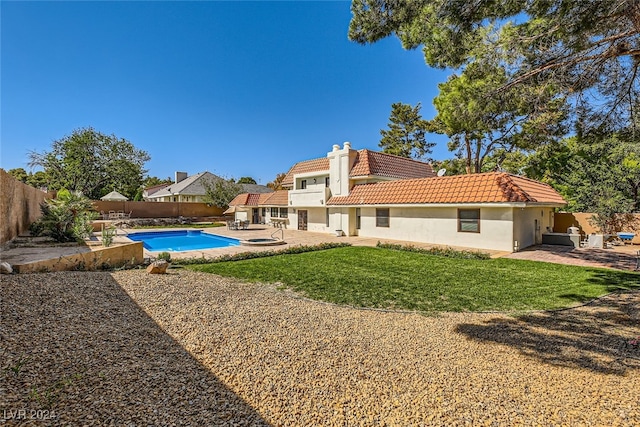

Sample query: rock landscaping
[2,270,639,425]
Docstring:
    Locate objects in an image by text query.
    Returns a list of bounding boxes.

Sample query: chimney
[175,171,188,183]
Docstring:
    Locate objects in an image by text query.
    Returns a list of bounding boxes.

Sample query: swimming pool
[127,230,240,252]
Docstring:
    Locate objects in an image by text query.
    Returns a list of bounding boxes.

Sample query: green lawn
[188,246,640,313]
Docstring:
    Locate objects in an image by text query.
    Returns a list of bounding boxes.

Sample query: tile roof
[228,193,251,206]
[143,183,170,196]
[350,150,435,180]
[281,157,330,187]
[281,149,435,188]
[327,172,566,206]
[229,190,290,207]
[260,190,289,206]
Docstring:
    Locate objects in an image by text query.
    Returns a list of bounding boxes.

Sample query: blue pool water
[128,230,240,252]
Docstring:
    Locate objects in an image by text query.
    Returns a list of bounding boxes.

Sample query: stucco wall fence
[554,212,640,244]
[92,200,225,219]
[0,169,52,246]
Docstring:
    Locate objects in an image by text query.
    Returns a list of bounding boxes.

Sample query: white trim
[293,170,330,180]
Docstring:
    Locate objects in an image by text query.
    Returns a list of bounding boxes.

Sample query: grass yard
[189,246,640,312]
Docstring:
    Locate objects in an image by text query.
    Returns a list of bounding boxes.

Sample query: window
[458,209,480,233]
[280,208,288,218]
[356,208,361,229]
[272,207,279,217]
[376,208,389,227]
[261,207,266,217]
[325,177,330,188]
[301,179,307,190]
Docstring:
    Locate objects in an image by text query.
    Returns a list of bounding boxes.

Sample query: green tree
[430,158,467,176]
[349,0,640,129]
[237,176,257,184]
[143,176,173,188]
[202,178,243,209]
[379,102,435,159]
[527,132,640,231]
[7,168,28,182]
[26,171,49,189]
[428,63,567,173]
[28,127,150,200]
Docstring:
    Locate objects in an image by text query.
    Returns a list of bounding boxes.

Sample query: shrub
[29,190,97,242]
[376,241,490,260]
[157,252,172,262]
[174,242,352,265]
[101,226,117,247]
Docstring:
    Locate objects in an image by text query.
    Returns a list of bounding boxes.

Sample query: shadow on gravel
[1,272,269,426]
[456,291,640,375]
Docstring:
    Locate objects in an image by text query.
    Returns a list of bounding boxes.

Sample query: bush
[376,241,490,260]
[157,252,172,262]
[29,190,97,242]
[174,242,352,265]
[101,226,117,247]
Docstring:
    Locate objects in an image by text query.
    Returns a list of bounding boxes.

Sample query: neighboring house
[229,142,566,253]
[142,183,170,200]
[146,171,272,203]
[228,190,289,224]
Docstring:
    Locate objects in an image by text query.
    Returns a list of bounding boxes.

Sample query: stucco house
[146,171,272,203]
[228,142,566,252]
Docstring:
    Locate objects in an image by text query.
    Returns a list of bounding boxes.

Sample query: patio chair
[227,220,237,230]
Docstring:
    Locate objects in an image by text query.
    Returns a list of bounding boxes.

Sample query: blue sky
[1,1,452,185]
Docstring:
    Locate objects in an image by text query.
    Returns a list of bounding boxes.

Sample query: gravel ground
[2,270,639,426]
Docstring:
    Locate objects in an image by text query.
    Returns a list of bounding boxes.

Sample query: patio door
[252,208,259,224]
[298,210,308,231]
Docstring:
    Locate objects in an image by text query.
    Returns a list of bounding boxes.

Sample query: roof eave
[325,202,566,208]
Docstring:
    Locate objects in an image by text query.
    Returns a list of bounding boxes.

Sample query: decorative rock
[146,260,169,274]
[0,262,13,274]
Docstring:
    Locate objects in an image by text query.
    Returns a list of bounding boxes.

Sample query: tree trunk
[464,133,472,174]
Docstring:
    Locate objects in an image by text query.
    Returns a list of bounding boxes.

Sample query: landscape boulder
[146,260,169,274]
[0,262,13,274]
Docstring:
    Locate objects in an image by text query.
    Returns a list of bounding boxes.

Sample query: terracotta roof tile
[260,190,289,206]
[230,191,290,207]
[327,172,566,206]
[228,193,250,206]
[282,157,330,187]
[350,150,435,179]
[281,149,434,188]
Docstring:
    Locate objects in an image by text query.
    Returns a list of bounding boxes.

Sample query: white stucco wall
[328,143,357,197]
[295,208,330,232]
[512,207,555,250]
[352,206,516,252]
